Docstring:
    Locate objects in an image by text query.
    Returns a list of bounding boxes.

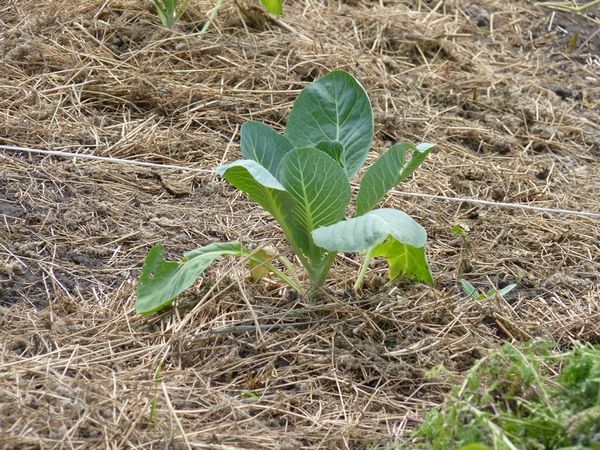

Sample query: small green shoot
[451,224,468,240]
[136,71,435,315]
[147,362,163,430]
[240,390,261,399]
[153,0,190,28]
[460,279,517,301]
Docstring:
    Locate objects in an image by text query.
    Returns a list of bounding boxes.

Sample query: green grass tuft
[402,341,600,450]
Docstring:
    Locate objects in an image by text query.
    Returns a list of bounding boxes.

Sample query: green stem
[353,247,375,291]
[311,251,338,288]
[247,254,302,294]
[277,255,304,294]
[200,0,224,34]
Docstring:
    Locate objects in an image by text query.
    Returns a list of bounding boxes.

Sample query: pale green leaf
[498,283,517,297]
[312,208,432,285]
[285,70,373,178]
[461,279,478,297]
[312,208,427,253]
[136,242,247,314]
[356,142,435,216]
[240,121,294,177]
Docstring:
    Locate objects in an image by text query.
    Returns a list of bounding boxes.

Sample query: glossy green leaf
[279,147,351,262]
[356,142,435,216]
[260,0,283,15]
[312,208,427,253]
[136,242,246,314]
[240,121,294,177]
[217,160,294,221]
[372,238,434,285]
[285,70,373,178]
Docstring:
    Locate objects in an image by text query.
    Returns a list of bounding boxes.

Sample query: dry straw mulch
[1,0,599,448]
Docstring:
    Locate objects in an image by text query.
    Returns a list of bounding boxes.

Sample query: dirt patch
[0,0,599,448]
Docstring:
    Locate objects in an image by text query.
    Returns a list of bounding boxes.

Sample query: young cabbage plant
[136,70,435,315]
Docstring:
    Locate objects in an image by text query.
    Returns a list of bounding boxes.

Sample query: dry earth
[0,0,599,448]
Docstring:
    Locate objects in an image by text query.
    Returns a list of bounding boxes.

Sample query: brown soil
[0,0,599,448]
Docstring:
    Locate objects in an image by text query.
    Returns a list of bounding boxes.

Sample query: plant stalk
[310,251,338,289]
[353,247,375,291]
[200,0,224,34]
[247,254,302,294]
[277,255,304,295]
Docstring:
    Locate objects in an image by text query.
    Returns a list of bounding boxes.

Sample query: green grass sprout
[153,0,190,28]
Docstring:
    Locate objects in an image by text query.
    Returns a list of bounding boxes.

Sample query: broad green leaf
[315,141,344,167]
[279,147,351,262]
[312,208,427,253]
[372,238,434,285]
[136,241,247,314]
[240,121,294,177]
[217,160,294,221]
[260,0,283,15]
[285,70,373,178]
[356,142,435,216]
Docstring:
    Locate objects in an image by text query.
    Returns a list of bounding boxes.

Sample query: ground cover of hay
[0,0,599,448]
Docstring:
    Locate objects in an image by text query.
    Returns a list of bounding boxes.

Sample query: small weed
[451,224,469,241]
[147,362,163,430]
[460,279,517,301]
[240,390,260,400]
[403,341,600,449]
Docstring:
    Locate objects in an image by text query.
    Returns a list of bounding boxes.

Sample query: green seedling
[153,0,190,28]
[147,362,163,430]
[451,224,468,240]
[240,390,261,399]
[136,70,435,315]
[460,279,517,301]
